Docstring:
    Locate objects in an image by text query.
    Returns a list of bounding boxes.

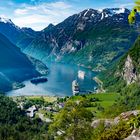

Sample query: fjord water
[7,63,97,96]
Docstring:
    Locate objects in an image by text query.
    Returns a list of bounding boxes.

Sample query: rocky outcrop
[91,110,140,129]
[91,119,114,128]
[114,110,140,123]
[124,129,140,140]
[122,55,137,85]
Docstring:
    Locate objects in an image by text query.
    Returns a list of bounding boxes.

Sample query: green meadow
[70,93,120,117]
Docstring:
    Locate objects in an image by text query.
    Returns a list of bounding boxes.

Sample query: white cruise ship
[78,70,85,79]
[72,80,80,95]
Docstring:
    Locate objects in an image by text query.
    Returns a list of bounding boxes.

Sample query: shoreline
[11,95,58,102]
[9,95,58,97]
[93,76,106,93]
[7,94,64,98]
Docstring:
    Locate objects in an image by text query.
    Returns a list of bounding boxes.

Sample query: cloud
[13,1,78,30]
[14,9,29,15]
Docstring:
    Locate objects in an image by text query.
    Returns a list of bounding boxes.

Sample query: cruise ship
[78,70,85,79]
[72,80,80,95]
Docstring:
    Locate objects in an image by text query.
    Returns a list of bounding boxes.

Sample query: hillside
[2,93,139,140]
[0,9,139,71]
[99,35,140,92]
[22,8,139,71]
[0,33,43,92]
[0,17,40,50]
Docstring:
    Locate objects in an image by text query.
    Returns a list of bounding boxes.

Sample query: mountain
[21,27,40,38]
[21,8,139,71]
[42,23,55,32]
[99,35,140,92]
[0,33,46,92]
[0,17,40,50]
[0,8,139,72]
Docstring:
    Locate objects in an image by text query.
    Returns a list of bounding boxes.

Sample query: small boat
[30,77,48,84]
[78,70,85,79]
[72,80,80,95]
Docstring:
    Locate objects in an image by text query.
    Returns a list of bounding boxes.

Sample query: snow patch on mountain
[0,17,12,24]
[108,8,126,15]
[98,9,103,13]
[84,9,90,17]
[91,13,95,17]
[99,8,127,21]
[114,8,125,14]
[101,13,104,20]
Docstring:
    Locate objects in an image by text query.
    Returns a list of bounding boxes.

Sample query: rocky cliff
[99,36,140,91]
[122,55,137,85]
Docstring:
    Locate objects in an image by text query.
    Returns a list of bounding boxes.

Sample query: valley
[0,7,138,95]
[0,8,139,72]
[0,1,140,139]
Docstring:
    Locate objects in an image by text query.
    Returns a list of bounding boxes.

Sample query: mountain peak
[47,23,54,29]
[102,8,129,15]
[22,27,35,32]
[76,8,129,22]
[0,17,13,24]
[79,8,98,17]
[43,23,54,32]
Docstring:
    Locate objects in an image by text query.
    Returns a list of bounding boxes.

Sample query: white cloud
[13,1,78,30]
[14,9,29,15]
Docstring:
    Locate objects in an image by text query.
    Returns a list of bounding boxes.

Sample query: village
[12,96,69,123]
[11,75,105,124]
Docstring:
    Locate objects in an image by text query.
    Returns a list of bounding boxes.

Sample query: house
[26,105,37,118]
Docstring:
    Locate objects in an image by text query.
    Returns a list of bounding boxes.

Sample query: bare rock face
[124,129,140,140]
[114,110,140,124]
[122,55,137,85]
[91,110,140,129]
[91,119,114,128]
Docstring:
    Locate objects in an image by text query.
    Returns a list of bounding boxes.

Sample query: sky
[0,0,135,30]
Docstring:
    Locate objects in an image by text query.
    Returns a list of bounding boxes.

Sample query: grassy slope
[70,93,120,118]
[26,96,57,103]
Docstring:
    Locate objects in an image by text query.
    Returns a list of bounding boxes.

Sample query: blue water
[7,63,97,96]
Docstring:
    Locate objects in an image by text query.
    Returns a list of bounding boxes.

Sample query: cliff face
[120,36,140,86]
[99,36,140,91]
[122,55,137,85]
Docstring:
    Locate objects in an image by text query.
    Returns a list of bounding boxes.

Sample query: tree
[0,95,49,140]
[48,100,94,140]
[128,0,140,24]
